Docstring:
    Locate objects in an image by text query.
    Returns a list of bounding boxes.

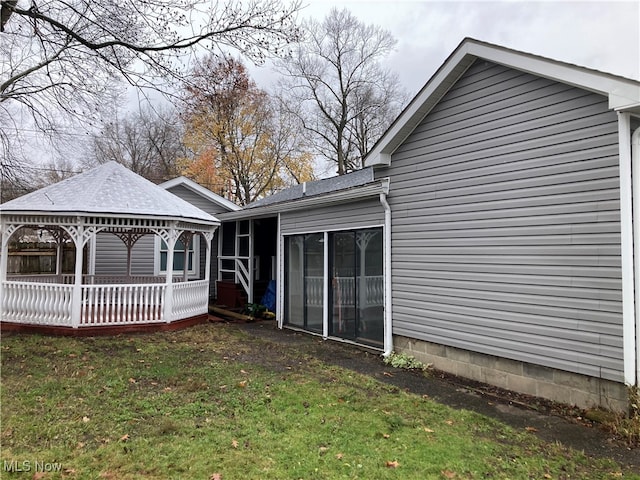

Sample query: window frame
[154,235,200,277]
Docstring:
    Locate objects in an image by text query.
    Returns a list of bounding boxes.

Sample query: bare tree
[276,7,406,175]
[182,55,314,205]
[88,105,186,183]
[0,0,303,192]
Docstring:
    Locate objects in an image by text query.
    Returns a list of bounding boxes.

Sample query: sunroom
[217,167,392,353]
[0,162,219,334]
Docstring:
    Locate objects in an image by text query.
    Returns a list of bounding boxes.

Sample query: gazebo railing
[6,274,185,284]
[1,281,74,326]
[172,279,209,319]
[1,278,207,327]
[80,283,166,326]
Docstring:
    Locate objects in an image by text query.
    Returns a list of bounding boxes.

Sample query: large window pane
[331,232,356,338]
[356,230,383,345]
[330,228,383,346]
[304,233,324,333]
[160,238,194,273]
[285,236,304,327]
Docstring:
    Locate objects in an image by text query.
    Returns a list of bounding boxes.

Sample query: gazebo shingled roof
[0,161,216,224]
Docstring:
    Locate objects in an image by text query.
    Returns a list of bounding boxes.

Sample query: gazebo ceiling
[0,162,218,226]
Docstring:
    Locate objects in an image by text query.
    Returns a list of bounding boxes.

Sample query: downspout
[276,213,283,329]
[323,231,329,339]
[618,112,637,387]
[379,178,393,357]
[632,125,640,386]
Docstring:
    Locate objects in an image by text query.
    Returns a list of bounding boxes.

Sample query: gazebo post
[70,222,85,328]
[162,223,179,323]
[0,222,11,284]
[204,230,214,283]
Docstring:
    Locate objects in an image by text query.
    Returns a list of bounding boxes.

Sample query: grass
[1,323,638,479]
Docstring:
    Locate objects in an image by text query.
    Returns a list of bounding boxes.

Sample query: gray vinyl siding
[280,198,384,235]
[166,184,225,297]
[376,60,623,381]
[94,234,155,275]
[165,185,231,217]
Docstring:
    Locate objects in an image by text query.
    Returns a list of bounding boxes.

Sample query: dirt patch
[232,320,640,472]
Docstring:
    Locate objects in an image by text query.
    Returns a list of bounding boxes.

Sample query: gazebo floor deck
[0,313,223,336]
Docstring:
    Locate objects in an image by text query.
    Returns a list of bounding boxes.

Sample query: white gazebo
[0,162,219,334]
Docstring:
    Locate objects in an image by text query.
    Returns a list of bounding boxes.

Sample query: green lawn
[1,324,637,479]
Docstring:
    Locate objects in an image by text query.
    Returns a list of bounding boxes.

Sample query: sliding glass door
[284,234,323,333]
[284,228,383,347]
[330,229,383,346]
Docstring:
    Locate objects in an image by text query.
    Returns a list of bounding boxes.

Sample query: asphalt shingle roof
[0,161,217,224]
[245,167,375,210]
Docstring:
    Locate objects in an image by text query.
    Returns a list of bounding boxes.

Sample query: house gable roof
[0,162,218,225]
[367,37,640,166]
[160,176,241,212]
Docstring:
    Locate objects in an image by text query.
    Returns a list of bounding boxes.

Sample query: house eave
[218,180,389,221]
[366,37,640,167]
[160,177,241,212]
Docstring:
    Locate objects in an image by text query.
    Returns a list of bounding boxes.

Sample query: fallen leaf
[33,472,47,480]
[336,453,344,460]
[441,469,456,478]
[82,416,90,423]
[385,460,400,468]
[231,439,239,448]
[319,446,328,455]
[237,380,247,388]
[525,426,538,433]
[445,420,454,425]
[543,474,552,479]
[382,433,390,439]
[240,369,248,374]
[424,427,435,433]
[120,434,130,442]
[210,474,222,480]
[64,468,77,475]
[128,378,136,384]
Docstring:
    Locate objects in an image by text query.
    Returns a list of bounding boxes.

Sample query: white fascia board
[367,38,640,166]
[465,41,640,110]
[217,181,387,221]
[0,211,220,228]
[366,49,474,166]
[160,176,241,212]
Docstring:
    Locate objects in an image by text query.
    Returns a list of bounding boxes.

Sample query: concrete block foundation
[394,335,629,413]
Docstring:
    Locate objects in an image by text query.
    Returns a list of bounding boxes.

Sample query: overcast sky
[251,0,639,97]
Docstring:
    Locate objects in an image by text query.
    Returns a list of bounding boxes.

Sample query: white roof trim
[367,37,640,166]
[160,176,241,212]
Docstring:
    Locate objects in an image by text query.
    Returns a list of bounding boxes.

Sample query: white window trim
[153,235,200,277]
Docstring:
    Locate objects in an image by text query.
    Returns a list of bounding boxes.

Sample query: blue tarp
[261,280,276,312]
